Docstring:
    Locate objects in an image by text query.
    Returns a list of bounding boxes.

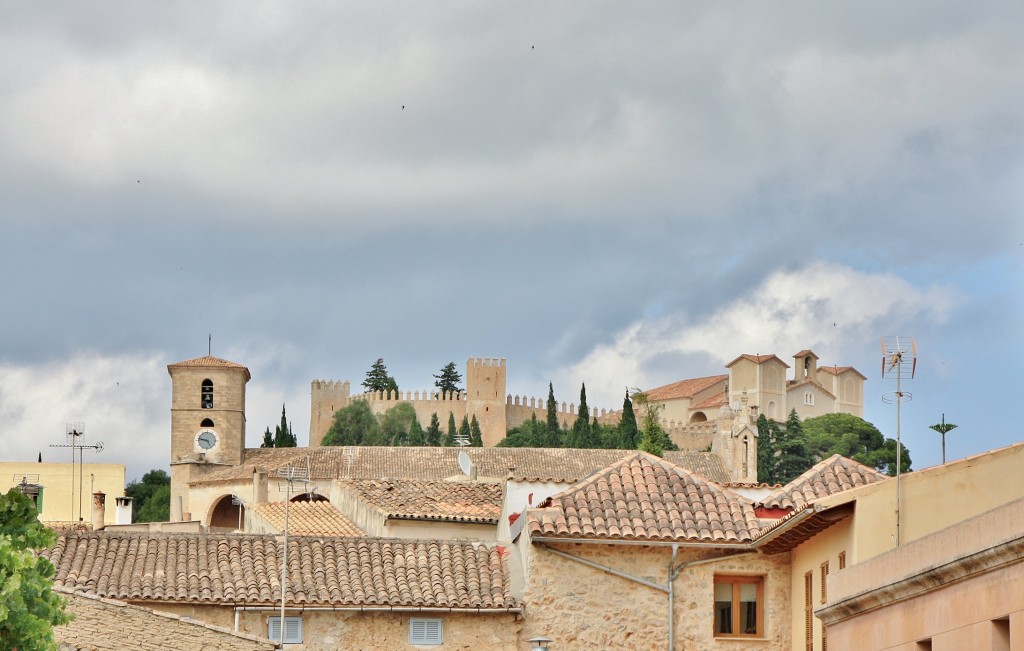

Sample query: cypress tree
[545,382,561,447]
[618,390,639,449]
[470,415,483,447]
[425,413,442,446]
[408,415,425,446]
[443,413,457,447]
[261,428,274,448]
[273,405,296,447]
[458,415,472,446]
[568,383,593,448]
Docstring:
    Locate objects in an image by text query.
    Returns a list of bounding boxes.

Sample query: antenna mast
[49,423,104,522]
[881,336,916,546]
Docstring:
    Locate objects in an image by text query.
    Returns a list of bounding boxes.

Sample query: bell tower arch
[167,355,250,521]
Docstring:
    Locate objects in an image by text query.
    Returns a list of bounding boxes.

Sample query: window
[804,391,814,406]
[820,561,829,604]
[410,618,443,645]
[804,571,813,650]
[268,616,302,644]
[838,551,846,570]
[201,379,214,409]
[200,418,215,427]
[714,576,763,638]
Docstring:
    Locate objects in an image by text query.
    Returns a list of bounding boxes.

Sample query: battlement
[353,389,467,403]
[468,357,506,368]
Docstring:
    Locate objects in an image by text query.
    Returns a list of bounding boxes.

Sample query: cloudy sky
[1,2,1021,482]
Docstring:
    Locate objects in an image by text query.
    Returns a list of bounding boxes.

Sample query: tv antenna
[274,460,313,646]
[881,336,916,546]
[49,423,104,522]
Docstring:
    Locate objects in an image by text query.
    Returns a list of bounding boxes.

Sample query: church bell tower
[167,355,250,521]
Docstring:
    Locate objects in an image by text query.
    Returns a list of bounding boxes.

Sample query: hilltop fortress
[308,349,866,459]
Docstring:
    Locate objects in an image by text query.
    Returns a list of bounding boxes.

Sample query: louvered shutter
[268,616,303,644]
[409,618,443,645]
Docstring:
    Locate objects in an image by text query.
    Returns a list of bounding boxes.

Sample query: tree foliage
[0,488,72,649]
[273,404,297,448]
[362,358,398,395]
[425,413,442,447]
[322,400,379,446]
[378,403,419,446]
[498,413,547,448]
[803,412,911,476]
[617,390,639,450]
[632,390,677,457]
[433,362,463,397]
[544,383,562,447]
[124,469,170,523]
[444,413,458,447]
[469,415,483,447]
[566,383,598,448]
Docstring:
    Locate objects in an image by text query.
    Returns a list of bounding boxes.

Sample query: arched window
[201,379,214,409]
[767,401,776,419]
[200,418,215,427]
[804,392,814,406]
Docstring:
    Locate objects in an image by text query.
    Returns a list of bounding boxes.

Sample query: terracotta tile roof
[785,377,836,399]
[641,375,727,402]
[345,479,502,523]
[527,452,761,543]
[692,391,727,410]
[793,349,818,359]
[249,500,364,536]
[194,447,732,485]
[818,365,868,380]
[757,455,888,510]
[167,355,251,379]
[54,586,276,651]
[44,532,518,610]
[725,354,790,368]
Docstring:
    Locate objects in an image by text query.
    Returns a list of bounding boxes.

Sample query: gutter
[232,605,522,632]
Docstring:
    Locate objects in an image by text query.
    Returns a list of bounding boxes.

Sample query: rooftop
[641,375,727,402]
[757,455,887,511]
[344,479,503,523]
[249,500,364,536]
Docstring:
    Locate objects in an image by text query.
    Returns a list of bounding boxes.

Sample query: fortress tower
[167,355,250,521]
[465,357,507,447]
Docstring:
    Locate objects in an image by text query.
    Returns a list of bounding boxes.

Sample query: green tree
[124,469,171,523]
[378,402,418,446]
[260,428,274,448]
[593,417,617,449]
[802,413,885,461]
[470,415,483,447]
[617,390,639,449]
[408,415,426,446]
[567,383,598,448]
[457,415,472,446]
[443,413,458,447]
[433,362,463,398]
[322,400,379,446]
[135,484,170,522]
[774,410,815,484]
[273,404,297,447]
[363,358,399,395]
[544,383,562,447]
[857,438,913,476]
[755,414,782,485]
[0,488,72,649]
[424,413,442,447]
[498,413,545,448]
[632,390,677,457]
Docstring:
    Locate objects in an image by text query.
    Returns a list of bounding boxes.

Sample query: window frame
[267,616,303,644]
[713,575,764,639]
[409,617,444,645]
[201,379,214,409]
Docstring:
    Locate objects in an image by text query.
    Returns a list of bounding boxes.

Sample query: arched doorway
[208,495,245,531]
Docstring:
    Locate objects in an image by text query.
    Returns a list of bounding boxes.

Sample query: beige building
[0,461,125,526]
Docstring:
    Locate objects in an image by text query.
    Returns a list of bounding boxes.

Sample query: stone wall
[138,603,521,650]
[518,540,792,650]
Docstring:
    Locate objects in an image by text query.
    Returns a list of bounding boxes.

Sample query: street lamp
[527,636,553,651]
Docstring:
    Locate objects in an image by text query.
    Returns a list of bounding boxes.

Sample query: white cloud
[559,261,962,408]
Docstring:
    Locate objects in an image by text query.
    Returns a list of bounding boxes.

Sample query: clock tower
[167,355,250,521]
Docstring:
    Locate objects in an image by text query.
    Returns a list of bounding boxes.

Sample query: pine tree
[774,409,814,484]
[433,362,463,398]
[470,415,483,447]
[618,390,639,449]
[425,413,442,446]
[363,358,399,395]
[443,413,457,447]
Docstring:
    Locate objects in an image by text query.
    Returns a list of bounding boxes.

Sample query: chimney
[91,492,106,531]
[253,469,268,504]
[115,496,133,525]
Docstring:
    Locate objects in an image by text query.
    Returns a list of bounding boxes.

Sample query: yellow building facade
[0,461,125,525]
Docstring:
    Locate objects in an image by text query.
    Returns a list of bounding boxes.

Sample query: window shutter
[268,616,303,644]
[410,618,443,645]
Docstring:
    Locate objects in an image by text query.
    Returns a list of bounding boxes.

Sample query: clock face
[197,430,217,450]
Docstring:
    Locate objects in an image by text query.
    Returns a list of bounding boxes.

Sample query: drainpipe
[668,545,677,651]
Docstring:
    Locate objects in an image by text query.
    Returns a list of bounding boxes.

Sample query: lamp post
[527,636,553,651]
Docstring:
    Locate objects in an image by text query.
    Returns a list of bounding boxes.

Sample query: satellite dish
[458,450,473,477]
